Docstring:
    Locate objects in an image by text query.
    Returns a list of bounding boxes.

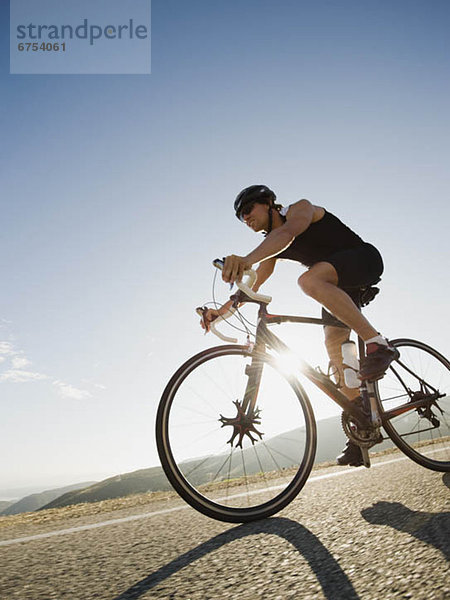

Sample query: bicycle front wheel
[156,345,316,522]
[376,338,450,472]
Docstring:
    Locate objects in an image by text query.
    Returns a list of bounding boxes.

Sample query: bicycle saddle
[358,282,380,307]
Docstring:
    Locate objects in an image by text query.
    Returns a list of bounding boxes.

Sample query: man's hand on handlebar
[199,299,234,333]
[199,308,221,333]
[222,255,252,285]
[197,260,272,341]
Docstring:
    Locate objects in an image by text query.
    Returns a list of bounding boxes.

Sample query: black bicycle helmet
[234,185,276,221]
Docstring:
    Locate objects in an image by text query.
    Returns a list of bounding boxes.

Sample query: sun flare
[274,351,300,377]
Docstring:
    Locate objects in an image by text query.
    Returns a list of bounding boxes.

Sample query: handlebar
[212,259,272,305]
[197,259,273,343]
[196,305,239,343]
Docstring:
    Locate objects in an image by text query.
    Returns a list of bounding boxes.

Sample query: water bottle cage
[327,360,342,388]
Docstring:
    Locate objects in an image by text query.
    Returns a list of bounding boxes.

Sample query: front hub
[219,400,264,448]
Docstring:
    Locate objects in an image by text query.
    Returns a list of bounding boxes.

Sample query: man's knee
[298,263,338,297]
[298,271,318,297]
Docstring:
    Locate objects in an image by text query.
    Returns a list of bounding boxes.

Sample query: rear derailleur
[410,390,442,428]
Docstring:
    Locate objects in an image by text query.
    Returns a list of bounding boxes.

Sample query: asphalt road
[1,453,449,600]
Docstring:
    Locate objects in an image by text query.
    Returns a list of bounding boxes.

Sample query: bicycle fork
[218,345,266,448]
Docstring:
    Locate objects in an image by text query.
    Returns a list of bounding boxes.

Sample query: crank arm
[361,447,371,468]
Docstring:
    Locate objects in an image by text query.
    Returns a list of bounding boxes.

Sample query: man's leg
[324,323,365,467]
[299,260,398,408]
[298,262,378,341]
[324,325,360,402]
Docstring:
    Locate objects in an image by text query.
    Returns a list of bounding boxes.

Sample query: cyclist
[201,185,399,467]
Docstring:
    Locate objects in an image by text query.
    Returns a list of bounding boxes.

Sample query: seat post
[355,290,366,361]
[357,335,366,360]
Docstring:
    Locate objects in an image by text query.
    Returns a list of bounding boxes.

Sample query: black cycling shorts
[320,243,384,328]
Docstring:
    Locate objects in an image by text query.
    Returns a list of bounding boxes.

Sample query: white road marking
[1,448,448,547]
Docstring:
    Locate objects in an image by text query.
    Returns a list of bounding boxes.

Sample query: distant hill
[41,467,171,510]
[0,500,15,512]
[1,481,96,515]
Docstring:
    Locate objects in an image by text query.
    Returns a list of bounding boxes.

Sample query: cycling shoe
[336,440,364,467]
[359,343,399,381]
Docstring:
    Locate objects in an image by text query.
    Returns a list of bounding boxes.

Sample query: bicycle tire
[376,338,450,472]
[156,345,317,523]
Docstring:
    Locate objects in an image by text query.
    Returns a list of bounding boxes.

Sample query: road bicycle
[156,260,450,523]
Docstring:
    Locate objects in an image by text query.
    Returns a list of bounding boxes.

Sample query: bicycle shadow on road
[443,472,450,489]
[361,500,449,559]
[112,516,360,600]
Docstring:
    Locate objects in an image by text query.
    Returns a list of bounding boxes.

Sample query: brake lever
[212,259,233,289]
[196,306,210,333]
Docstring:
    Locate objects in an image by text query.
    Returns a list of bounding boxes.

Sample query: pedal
[361,446,371,468]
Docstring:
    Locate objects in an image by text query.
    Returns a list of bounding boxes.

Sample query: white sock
[365,335,388,347]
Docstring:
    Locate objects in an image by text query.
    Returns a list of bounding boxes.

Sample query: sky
[1,0,449,498]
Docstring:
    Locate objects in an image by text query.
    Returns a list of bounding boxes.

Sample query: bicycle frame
[241,301,375,430]
[208,261,441,435]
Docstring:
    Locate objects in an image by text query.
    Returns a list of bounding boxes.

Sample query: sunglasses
[238,201,256,221]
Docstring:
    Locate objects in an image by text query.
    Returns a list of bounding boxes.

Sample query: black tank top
[277,209,364,266]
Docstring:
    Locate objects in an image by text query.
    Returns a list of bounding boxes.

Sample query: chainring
[341,411,383,449]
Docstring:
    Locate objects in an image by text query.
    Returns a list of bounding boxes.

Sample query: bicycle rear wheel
[376,338,450,472]
[156,345,316,522]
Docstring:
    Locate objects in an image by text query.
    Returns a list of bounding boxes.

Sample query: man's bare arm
[253,257,277,292]
[244,199,315,265]
[201,258,276,332]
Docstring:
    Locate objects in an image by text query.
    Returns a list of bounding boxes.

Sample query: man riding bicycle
[201,185,399,467]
